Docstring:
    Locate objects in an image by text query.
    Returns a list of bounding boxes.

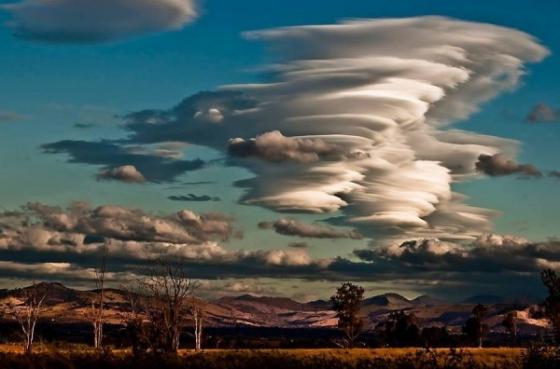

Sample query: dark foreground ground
[0,347,557,369]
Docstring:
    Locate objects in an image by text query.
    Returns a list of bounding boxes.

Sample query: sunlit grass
[0,345,529,368]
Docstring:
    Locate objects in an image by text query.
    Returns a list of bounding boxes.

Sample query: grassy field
[0,345,531,369]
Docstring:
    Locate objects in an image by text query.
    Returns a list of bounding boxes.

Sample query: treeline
[4,260,560,354]
[330,269,560,349]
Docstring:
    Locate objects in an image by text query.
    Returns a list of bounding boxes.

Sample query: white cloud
[221,16,548,241]
[3,0,198,43]
[97,165,146,183]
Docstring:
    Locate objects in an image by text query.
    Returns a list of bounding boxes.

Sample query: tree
[89,248,107,350]
[122,281,153,356]
[502,311,518,345]
[541,269,560,343]
[384,310,421,347]
[421,326,451,348]
[463,304,488,347]
[191,297,205,351]
[142,260,196,353]
[330,282,364,348]
[9,283,47,354]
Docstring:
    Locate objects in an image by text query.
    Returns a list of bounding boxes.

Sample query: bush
[522,346,560,369]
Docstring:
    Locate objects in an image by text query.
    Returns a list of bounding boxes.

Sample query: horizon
[1,0,559,302]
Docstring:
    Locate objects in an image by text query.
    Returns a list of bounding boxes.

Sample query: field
[0,346,540,369]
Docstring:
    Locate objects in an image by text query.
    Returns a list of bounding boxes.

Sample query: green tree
[502,311,518,345]
[330,282,365,348]
[383,310,421,347]
[463,304,488,347]
[541,269,560,343]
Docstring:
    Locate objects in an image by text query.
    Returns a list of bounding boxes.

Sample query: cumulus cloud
[0,203,332,284]
[352,234,558,275]
[476,154,542,177]
[97,165,145,183]
[259,218,362,240]
[2,0,198,43]
[22,202,234,244]
[228,130,352,163]
[0,204,556,297]
[526,103,559,123]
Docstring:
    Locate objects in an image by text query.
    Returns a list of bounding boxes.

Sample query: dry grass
[0,345,527,369]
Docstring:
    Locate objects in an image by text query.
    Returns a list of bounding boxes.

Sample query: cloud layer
[3,0,198,43]
[31,17,554,297]
[259,218,362,240]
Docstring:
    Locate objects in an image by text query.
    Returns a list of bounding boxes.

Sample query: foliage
[502,312,517,344]
[522,345,560,369]
[541,269,560,343]
[379,310,421,347]
[330,282,365,348]
[462,304,488,347]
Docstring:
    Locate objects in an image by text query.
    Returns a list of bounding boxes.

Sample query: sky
[0,0,559,301]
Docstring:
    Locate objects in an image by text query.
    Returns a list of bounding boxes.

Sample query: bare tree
[191,296,205,351]
[10,282,47,354]
[121,282,151,356]
[143,259,196,353]
[89,248,107,350]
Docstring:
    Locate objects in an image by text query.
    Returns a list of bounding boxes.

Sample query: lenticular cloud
[115,17,548,243]
[222,17,548,242]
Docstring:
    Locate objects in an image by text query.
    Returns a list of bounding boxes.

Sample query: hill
[0,283,548,335]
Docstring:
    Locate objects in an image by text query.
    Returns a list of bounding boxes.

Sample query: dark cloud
[228,131,348,163]
[73,123,96,129]
[168,194,220,202]
[0,203,553,298]
[352,235,555,274]
[475,154,542,178]
[123,90,257,147]
[526,103,559,123]
[182,181,215,185]
[42,140,204,182]
[0,203,332,286]
[288,242,309,249]
[97,165,145,183]
[259,218,362,240]
[2,0,198,43]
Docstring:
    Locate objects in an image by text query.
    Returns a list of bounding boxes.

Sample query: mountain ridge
[0,282,547,334]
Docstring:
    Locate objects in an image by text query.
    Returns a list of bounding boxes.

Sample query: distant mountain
[306,299,331,310]
[411,295,443,307]
[364,293,412,309]
[0,282,547,334]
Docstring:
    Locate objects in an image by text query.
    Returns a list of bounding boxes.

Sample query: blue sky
[0,0,559,300]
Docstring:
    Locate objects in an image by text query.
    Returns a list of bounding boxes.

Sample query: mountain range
[0,283,549,335]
